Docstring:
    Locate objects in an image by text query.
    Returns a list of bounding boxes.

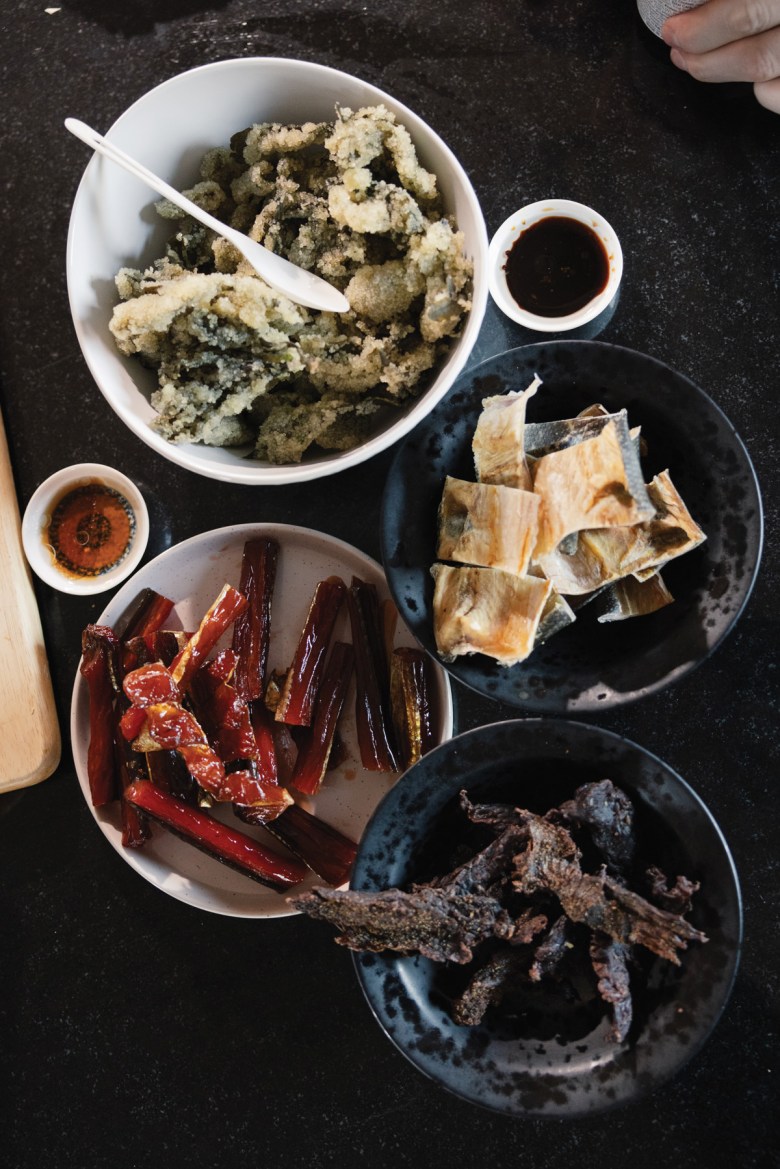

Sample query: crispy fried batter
[110,104,472,463]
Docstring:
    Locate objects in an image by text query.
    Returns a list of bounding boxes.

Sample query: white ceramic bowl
[21,462,149,595]
[66,57,489,486]
[488,198,623,332]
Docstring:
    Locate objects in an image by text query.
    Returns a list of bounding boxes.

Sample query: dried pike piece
[290,885,513,963]
[532,417,654,559]
[534,585,577,644]
[472,375,541,490]
[537,470,705,596]
[437,476,540,575]
[452,949,529,1026]
[512,814,707,963]
[276,576,346,727]
[554,779,636,874]
[431,563,552,666]
[390,647,436,770]
[124,780,307,890]
[590,932,633,1043]
[593,571,674,623]
[524,409,626,457]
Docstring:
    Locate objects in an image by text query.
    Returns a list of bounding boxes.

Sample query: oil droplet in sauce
[44,480,136,579]
[504,216,610,317]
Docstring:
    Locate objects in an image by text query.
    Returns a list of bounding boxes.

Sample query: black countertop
[1,2,778,1166]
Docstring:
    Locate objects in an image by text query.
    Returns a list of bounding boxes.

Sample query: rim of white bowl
[66,56,489,485]
[21,462,149,595]
[488,198,623,332]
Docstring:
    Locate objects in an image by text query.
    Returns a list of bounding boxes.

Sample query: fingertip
[669,47,689,73]
[754,78,780,115]
[660,17,677,47]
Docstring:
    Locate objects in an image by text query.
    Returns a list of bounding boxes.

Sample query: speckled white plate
[70,523,453,918]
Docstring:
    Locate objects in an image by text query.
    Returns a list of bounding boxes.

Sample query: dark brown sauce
[45,480,136,579]
[504,216,610,318]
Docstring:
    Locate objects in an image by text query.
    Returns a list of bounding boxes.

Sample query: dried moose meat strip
[289,886,514,964]
[431,822,529,897]
[553,779,636,874]
[589,931,633,1043]
[510,908,550,945]
[528,914,573,982]
[512,814,707,963]
[452,949,529,1026]
[452,909,550,1026]
[645,866,700,915]
[459,789,527,832]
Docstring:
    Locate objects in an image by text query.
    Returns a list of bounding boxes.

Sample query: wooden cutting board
[0,408,61,792]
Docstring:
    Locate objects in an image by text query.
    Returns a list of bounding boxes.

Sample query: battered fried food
[109,105,473,464]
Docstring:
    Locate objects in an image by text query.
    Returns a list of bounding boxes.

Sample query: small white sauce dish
[488,198,623,332]
[21,462,149,595]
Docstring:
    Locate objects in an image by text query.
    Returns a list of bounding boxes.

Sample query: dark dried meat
[288,885,513,964]
[554,778,636,874]
[452,949,528,1026]
[528,914,573,982]
[645,865,700,914]
[589,931,633,1043]
[513,814,707,964]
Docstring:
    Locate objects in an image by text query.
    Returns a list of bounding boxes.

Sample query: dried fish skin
[532,417,655,560]
[525,405,643,466]
[431,563,552,667]
[594,571,674,624]
[472,375,541,490]
[524,409,627,458]
[539,469,705,595]
[534,586,577,644]
[436,475,540,575]
[636,470,706,571]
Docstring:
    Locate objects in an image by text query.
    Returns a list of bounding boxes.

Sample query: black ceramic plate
[352,719,742,1118]
[380,341,763,711]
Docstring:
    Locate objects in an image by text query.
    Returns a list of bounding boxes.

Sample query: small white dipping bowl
[488,198,623,332]
[22,463,149,595]
[66,57,488,486]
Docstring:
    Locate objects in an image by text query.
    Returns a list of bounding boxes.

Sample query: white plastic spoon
[65,117,350,315]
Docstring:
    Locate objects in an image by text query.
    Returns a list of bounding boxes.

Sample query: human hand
[662,0,780,113]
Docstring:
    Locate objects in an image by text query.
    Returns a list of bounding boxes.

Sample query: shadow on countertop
[60,0,233,36]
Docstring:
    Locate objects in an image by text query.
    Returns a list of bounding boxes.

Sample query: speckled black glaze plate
[352,719,742,1117]
[380,342,763,711]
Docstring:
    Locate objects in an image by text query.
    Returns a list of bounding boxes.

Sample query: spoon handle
[65,118,240,240]
[64,117,350,314]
